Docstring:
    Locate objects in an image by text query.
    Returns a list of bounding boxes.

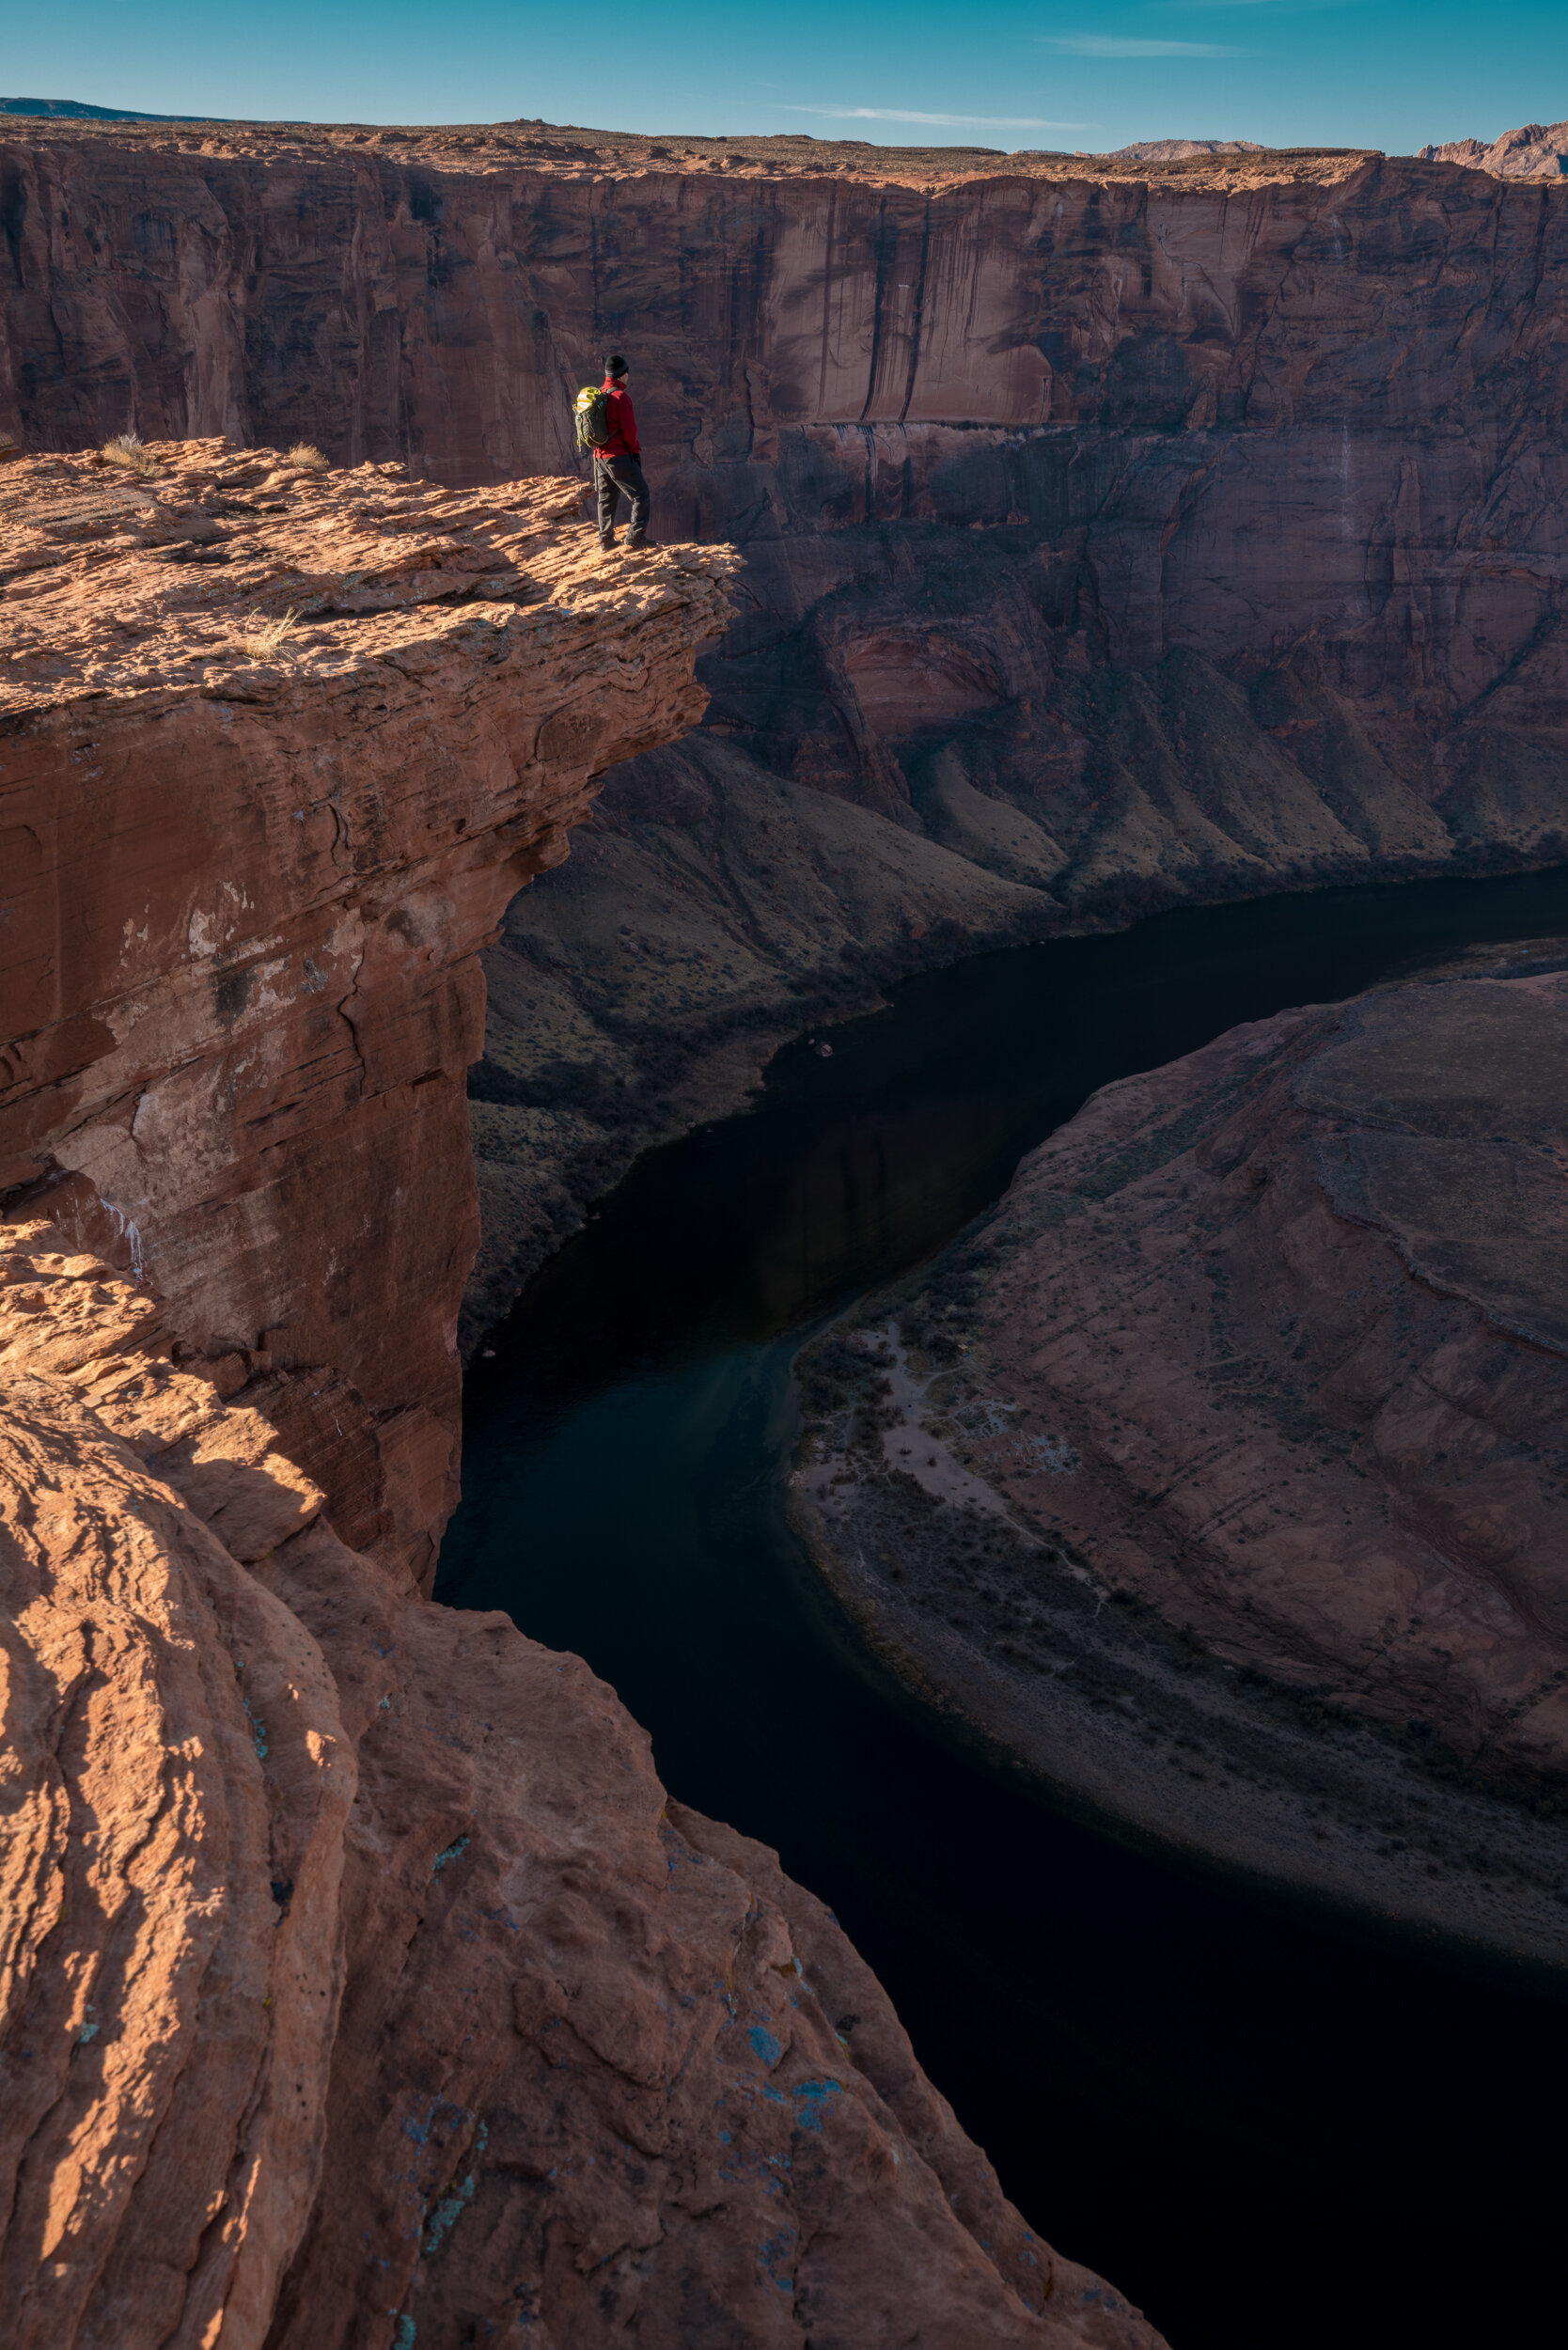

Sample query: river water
[440,867,1568,2350]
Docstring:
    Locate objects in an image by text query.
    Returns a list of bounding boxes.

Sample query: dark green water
[440,867,1568,2350]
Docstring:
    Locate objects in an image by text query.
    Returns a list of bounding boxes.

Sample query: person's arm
[619,390,640,457]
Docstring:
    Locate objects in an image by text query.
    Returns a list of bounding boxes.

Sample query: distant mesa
[6,95,1568,184]
[1106,137,1270,161]
[1018,123,1568,180]
[1013,138,1323,164]
[0,94,224,121]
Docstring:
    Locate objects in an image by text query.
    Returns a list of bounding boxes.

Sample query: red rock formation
[5,121,1568,841]
[793,950,1568,1964]
[0,440,734,1586]
[0,1222,1164,2348]
[8,122,1568,1336]
[0,446,1164,2342]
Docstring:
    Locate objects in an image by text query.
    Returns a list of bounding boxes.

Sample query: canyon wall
[0,1217,1161,2350]
[0,446,1165,2342]
[6,121,1568,1320]
[0,438,732,1582]
[8,122,1568,828]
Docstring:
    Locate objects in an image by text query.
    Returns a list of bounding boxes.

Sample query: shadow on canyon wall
[6,126,1568,1312]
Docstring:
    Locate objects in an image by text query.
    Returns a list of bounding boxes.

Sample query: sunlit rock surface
[0,1222,1165,2348]
[6,123,1568,1321]
[1419,118,1568,178]
[0,438,734,1581]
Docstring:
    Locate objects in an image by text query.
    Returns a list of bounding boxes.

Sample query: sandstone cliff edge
[0,439,734,1584]
[0,446,1162,2346]
[7,124,1568,1332]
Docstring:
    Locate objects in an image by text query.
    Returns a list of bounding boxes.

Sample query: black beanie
[604,352,628,376]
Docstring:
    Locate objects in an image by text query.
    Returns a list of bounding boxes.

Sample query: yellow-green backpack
[572,385,611,453]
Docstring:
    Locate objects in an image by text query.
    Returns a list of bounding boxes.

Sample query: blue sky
[6,1,1567,152]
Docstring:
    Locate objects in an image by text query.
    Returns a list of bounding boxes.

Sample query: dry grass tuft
[286,441,329,470]
[102,432,159,478]
[230,606,300,662]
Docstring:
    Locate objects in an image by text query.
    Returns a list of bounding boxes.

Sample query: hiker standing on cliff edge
[581,352,651,556]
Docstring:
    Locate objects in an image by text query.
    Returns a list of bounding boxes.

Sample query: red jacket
[598,378,640,462]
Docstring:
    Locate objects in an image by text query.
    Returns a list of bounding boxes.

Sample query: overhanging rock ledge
[0,437,736,1587]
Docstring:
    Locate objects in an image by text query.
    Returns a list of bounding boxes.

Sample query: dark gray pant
[594,454,651,547]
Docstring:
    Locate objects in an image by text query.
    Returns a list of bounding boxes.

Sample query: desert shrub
[286,441,329,470]
[230,606,299,662]
[102,432,157,478]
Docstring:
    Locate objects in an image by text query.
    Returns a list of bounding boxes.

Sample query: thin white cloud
[785,105,1092,129]
[1043,34,1243,55]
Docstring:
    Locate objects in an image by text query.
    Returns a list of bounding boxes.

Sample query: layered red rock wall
[0,441,733,1584]
[8,120,1566,974]
[0,1219,1163,2349]
[6,130,1568,774]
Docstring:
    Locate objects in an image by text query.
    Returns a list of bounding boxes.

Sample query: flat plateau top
[0,113,1386,192]
[0,441,736,720]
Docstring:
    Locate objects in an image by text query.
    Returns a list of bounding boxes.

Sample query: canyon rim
[7,117,1568,1320]
[0,444,1159,2344]
[2,104,1568,2347]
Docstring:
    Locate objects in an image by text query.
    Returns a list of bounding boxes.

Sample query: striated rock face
[7,122,1568,1322]
[0,1221,1164,2348]
[0,443,1161,2342]
[0,440,734,1582]
[792,950,1568,1966]
[6,121,1568,868]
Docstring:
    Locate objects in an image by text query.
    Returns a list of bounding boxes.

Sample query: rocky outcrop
[0,439,734,1583]
[0,1218,1163,2349]
[792,947,1568,1967]
[1419,119,1568,178]
[0,445,1162,2342]
[6,121,1568,1324]
[1103,140,1270,163]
